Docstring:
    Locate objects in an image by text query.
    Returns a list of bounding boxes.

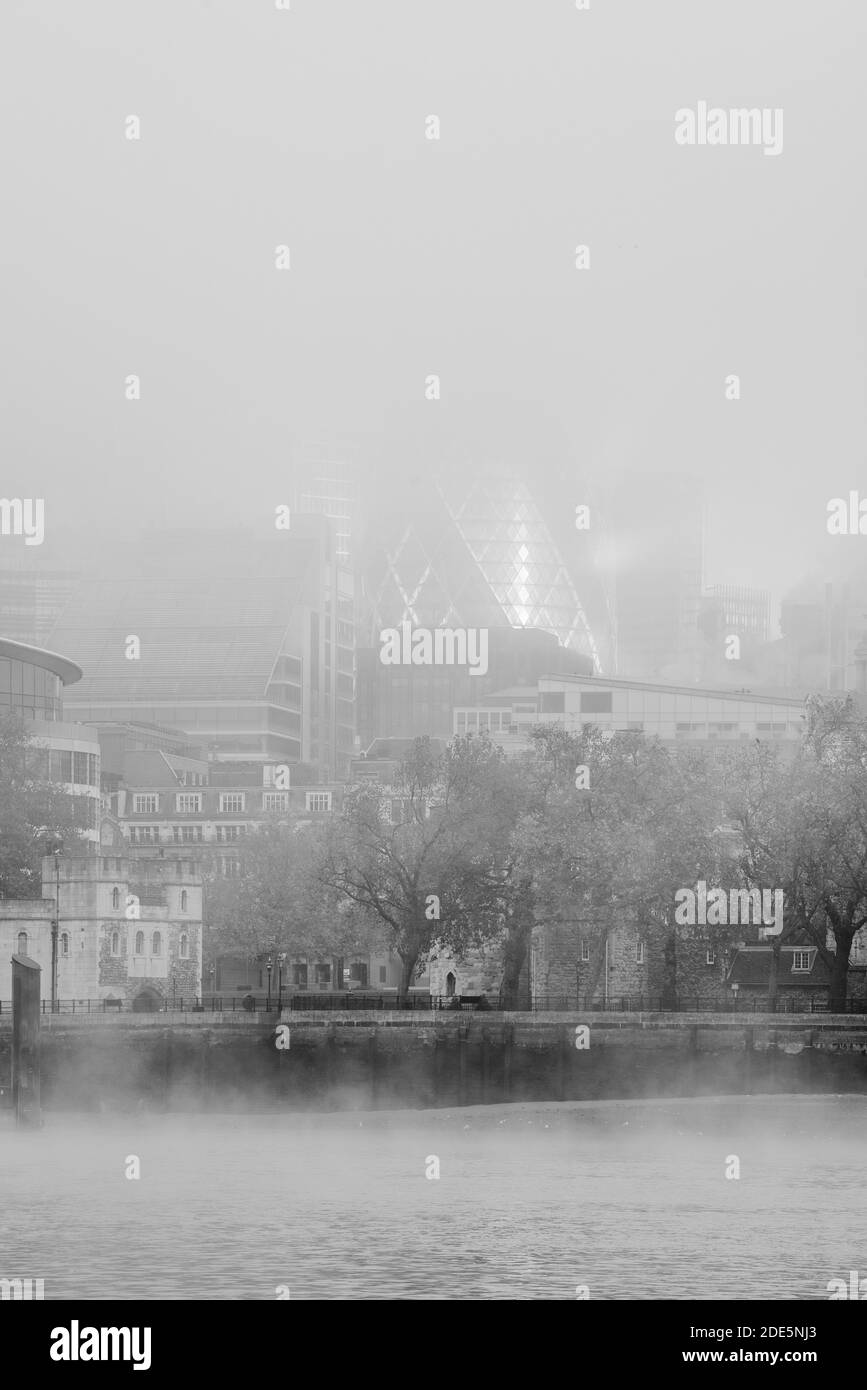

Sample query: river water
[1,1094,864,1299]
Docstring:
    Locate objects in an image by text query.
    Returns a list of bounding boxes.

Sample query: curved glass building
[0,638,100,838]
[358,404,616,675]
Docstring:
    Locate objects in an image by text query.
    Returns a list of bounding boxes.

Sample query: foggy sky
[2,0,865,622]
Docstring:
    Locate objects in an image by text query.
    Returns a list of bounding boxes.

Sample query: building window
[17,931,27,954]
[263,791,289,812]
[172,825,203,843]
[216,824,246,842]
[179,932,189,959]
[539,691,566,714]
[152,931,162,956]
[112,887,120,909]
[175,793,202,813]
[379,965,387,984]
[60,931,69,956]
[580,691,613,714]
[306,792,332,813]
[349,962,369,987]
[111,930,120,956]
[706,948,716,965]
[635,942,645,964]
[315,962,331,985]
[580,941,590,962]
[133,794,159,813]
[135,930,144,955]
[219,792,246,814]
[180,889,188,912]
[129,825,161,845]
[792,951,811,973]
[293,964,308,988]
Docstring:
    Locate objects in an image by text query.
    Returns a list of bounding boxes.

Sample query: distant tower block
[11,954,41,1127]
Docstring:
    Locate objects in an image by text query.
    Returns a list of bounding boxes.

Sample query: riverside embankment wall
[1,1012,866,1112]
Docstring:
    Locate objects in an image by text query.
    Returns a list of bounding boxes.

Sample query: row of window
[128,824,250,844]
[278,963,388,987]
[542,690,798,721]
[14,929,191,958]
[455,710,515,733]
[27,749,100,786]
[108,887,190,912]
[455,711,799,739]
[109,930,190,958]
[131,791,333,814]
[577,943,813,972]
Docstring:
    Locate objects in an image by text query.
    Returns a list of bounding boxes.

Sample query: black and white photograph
[1,0,865,1346]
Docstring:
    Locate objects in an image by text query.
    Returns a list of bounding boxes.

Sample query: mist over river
[2,1095,865,1300]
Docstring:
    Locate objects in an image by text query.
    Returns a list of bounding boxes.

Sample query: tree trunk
[500,922,530,1010]
[397,953,418,1008]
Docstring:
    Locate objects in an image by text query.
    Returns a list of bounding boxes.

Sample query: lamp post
[276,952,286,1013]
[50,839,63,1014]
[266,955,273,1012]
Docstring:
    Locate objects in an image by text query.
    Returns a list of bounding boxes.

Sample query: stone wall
[1,1011,866,1114]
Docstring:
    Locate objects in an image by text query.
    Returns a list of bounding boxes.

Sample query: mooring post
[503,1022,514,1102]
[458,1025,468,1105]
[12,954,42,1128]
[368,1030,378,1107]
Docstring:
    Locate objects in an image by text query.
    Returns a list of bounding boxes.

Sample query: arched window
[135,929,144,955]
[152,931,162,956]
[111,930,120,956]
[179,932,189,959]
[17,931,27,954]
[112,887,120,910]
[180,889,188,912]
[61,932,69,956]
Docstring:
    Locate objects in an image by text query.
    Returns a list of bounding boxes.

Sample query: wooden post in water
[458,1026,468,1106]
[368,1030,378,1107]
[12,955,42,1128]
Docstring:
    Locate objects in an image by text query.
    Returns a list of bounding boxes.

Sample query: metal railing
[1,993,865,1016]
[527,994,867,1015]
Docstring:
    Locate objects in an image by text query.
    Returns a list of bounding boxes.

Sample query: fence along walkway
[1,992,865,1015]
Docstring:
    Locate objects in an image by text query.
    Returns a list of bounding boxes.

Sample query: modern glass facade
[363,473,606,670]
[0,656,63,718]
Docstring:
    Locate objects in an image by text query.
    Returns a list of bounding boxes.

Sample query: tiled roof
[726,946,829,988]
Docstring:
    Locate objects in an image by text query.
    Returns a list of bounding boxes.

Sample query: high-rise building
[0,555,80,647]
[705,586,771,644]
[604,473,705,682]
[49,518,356,780]
[291,450,362,568]
[358,626,591,744]
[362,466,607,668]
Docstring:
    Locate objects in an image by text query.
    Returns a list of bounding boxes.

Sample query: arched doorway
[445,971,456,998]
[132,989,162,1013]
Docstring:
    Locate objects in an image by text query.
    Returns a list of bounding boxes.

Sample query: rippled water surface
[2,1095,865,1299]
